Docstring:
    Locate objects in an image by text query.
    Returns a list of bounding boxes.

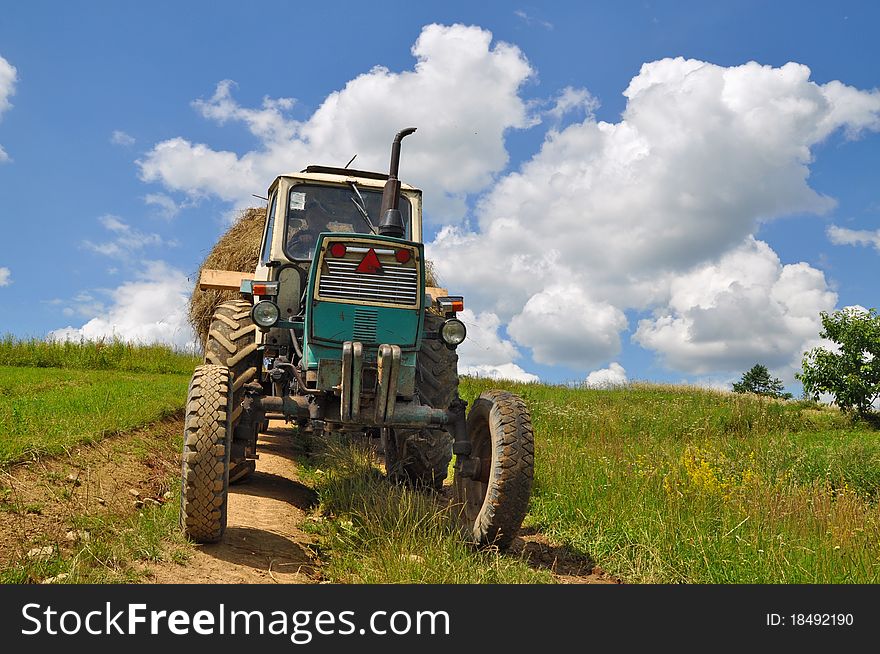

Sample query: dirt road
[147,421,322,584]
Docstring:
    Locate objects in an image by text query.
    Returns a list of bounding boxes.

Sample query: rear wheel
[205,299,260,483]
[453,390,534,550]
[385,313,456,489]
[180,364,232,543]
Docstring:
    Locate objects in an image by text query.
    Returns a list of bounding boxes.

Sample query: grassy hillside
[0,338,197,464]
[0,366,191,464]
[460,378,880,583]
[3,336,878,584]
[0,336,200,374]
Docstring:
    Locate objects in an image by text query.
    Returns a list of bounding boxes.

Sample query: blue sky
[0,1,878,392]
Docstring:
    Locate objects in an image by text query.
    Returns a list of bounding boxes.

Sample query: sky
[0,1,878,393]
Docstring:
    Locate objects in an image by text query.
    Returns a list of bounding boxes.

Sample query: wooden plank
[425,286,448,303]
[198,269,252,291]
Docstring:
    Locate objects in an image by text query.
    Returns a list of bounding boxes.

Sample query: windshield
[284,183,412,260]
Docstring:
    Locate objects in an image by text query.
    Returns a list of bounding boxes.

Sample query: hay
[189,207,266,346]
[189,205,440,346]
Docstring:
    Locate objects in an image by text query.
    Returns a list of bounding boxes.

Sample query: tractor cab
[258,167,422,267]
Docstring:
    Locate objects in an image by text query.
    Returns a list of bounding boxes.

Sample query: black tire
[180,364,232,543]
[205,299,259,483]
[385,313,457,489]
[453,390,534,550]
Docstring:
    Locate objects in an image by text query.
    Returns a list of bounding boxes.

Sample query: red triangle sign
[356,248,383,274]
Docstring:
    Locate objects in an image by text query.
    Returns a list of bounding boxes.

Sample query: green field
[459,378,880,583]
[2,338,879,583]
[0,336,200,374]
[0,366,190,464]
[0,339,196,464]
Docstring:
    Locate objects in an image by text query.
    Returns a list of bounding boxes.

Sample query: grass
[0,335,200,375]
[0,433,190,584]
[0,366,191,465]
[0,492,190,584]
[0,336,198,465]
[0,338,194,583]
[3,335,878,584]
[299,437,553,584]
[458,377,880,583]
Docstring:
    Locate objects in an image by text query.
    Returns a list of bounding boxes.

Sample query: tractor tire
[204,299,259,483]
[453,390,534,550]
[385,313,457,489]
[180,364,232,543]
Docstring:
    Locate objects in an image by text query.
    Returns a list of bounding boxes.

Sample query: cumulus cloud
[431,57,879,375]
[455,309,521,366]
[508,285,628,368]
[0,54,18,162]
[460,363,539,383]
[584,362,628,388]
[827,224,880,252]
[634,238,837,376]
[455,308,540,382]
[49,261,195,350]
[111,130,135,146]
[82,215,177,258]
[138,24,535,221]
[0,266,11,286]
[546,86,598,122]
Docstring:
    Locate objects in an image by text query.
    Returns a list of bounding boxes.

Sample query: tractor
[180,128,534,550]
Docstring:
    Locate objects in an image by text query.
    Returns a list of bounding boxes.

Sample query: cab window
[284,184,411,260]
[259,191,277,264]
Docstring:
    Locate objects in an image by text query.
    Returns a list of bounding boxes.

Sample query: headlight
[251,301,280,328]
[439,318,467,346]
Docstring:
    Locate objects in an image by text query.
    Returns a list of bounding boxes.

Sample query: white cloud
[584,362,628,388]
[0,266,11,286]
[546,86,598,121]
[513,9,553,30]
[460,363,539,383]
[431,57,879,376]
[0,54,18,163]
[192,80,296,142]
[454,308,540,382]
[49,261,196,350]
[139,24,536,221]
[508,285,628,368]
[633,238,837,377]
[144,192,184,219]
[827,224,880,252]
[111,130,135,146]
[455,308,520,367]
[82,215,177,258]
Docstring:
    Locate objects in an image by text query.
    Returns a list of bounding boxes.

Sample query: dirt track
[147,422,322,584]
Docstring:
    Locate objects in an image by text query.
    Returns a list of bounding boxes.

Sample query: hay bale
[189,205,440,347]
[190,207,266,347]
[425,259,438,289]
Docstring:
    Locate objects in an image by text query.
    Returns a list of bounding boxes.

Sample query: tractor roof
[268,166,420,194]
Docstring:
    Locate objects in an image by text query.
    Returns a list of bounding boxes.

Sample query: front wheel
[453,390,534,550]
[180,364,232,543]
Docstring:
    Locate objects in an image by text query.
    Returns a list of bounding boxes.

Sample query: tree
[797,306,880,416]
[733,364,792,399]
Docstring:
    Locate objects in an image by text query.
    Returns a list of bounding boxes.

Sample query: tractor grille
[353,308,378,343]
[318,259,418,306]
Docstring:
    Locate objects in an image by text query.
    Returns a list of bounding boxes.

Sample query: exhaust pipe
[378,127,416,238]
